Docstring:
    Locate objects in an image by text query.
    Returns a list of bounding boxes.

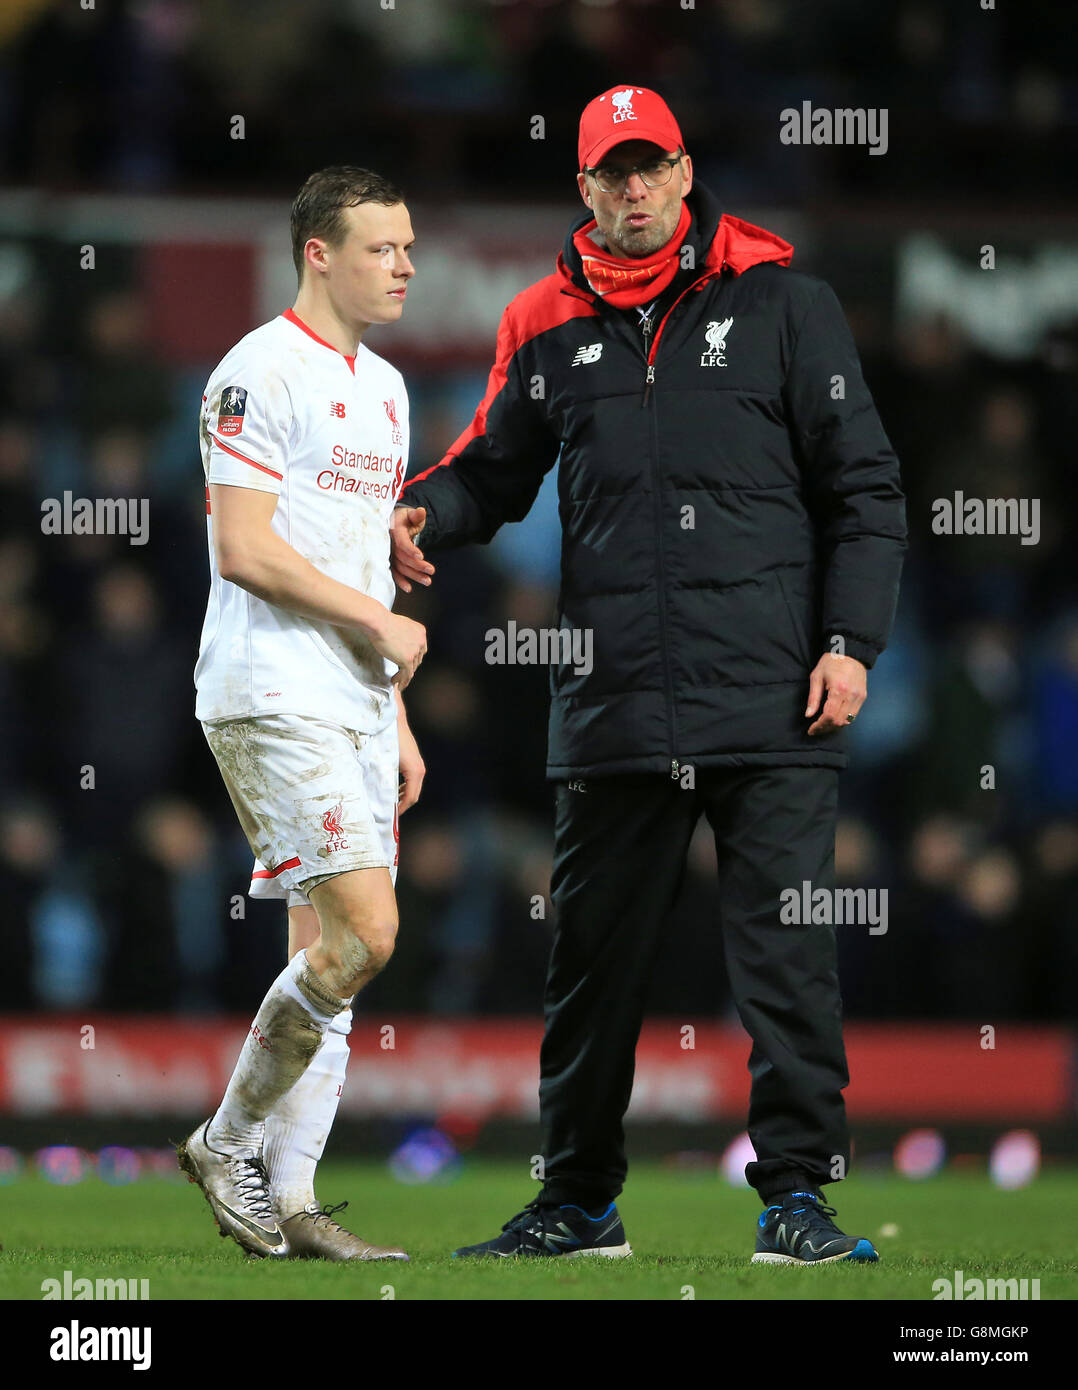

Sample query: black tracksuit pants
[538,765,850,1208]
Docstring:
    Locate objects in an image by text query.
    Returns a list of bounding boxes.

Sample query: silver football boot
[276,1200,409,1261]
[177,1120,289,1258]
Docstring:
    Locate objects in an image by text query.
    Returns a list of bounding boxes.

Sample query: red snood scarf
[573,202,692,308]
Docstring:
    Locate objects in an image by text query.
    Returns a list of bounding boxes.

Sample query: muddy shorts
[202,713,399,909]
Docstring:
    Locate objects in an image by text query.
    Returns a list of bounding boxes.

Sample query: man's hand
[369,610,427,691]
[391,505,435,593]
[805,653,866,736]
[397,714,426,813]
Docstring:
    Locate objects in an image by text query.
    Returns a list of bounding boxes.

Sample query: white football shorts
[202,712,399,909]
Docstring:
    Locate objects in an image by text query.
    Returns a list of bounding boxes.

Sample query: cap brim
[581,127,682,170]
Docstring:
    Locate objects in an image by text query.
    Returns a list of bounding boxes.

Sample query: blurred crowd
[2,0,1076,203]
[2,0,1077,1023]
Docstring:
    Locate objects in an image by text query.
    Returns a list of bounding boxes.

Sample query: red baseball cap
[578,86,685,170]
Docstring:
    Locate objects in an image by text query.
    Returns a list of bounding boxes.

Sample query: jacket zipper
[578,268,727,780]
[641,263,724,406]
[641,310,656,407]
[642,264,727,781]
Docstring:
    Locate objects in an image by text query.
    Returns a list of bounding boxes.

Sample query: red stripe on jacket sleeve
[403,276,596,490]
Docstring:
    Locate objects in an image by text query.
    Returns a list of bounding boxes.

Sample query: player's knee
[356,922,397,980]
[324,919,396,988]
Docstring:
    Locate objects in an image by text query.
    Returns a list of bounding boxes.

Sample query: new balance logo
[542,1223,582,1250]
[571,343,603,366]
[776,1222,818,1253]
[329,401,346,418]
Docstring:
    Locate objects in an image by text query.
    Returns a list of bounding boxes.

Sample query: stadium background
[0,0,1076,1177]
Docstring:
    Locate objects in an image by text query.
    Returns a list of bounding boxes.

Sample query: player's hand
[371,611,427,690]
[397,719,426,813]
[391,505,435,594]
[805,653,866,736]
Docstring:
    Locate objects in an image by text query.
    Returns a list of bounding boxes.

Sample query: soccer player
[178,167,426,1260]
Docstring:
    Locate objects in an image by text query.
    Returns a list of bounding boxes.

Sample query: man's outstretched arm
[391,301,560,591]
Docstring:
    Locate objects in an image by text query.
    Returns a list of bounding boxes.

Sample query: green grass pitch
[1,1162,1075,1300]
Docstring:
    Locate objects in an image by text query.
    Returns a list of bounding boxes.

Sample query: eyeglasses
[584,154,683,195]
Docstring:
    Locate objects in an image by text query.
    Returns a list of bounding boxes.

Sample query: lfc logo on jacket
[701,317,733,367]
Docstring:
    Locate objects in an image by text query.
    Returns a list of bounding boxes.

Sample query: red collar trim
[703,214,794,275]
[281,308,356,373]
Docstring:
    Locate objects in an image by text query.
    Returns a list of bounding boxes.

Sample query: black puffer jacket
[402,182,907,779]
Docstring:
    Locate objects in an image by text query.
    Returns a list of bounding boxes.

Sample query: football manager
[392,86,906,1264]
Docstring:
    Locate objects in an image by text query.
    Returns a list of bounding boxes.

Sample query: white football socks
[263,1006,352,1217]
[207,950,352,1155]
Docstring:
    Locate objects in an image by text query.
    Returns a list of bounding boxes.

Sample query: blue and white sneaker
[751,1191,879,1265]
[452,1198,632,1259]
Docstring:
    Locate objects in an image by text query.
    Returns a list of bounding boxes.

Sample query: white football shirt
[195,309,409,732]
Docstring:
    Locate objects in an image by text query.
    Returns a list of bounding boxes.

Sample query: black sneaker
[751,1191,879,1265]
[452,1198,632,1259]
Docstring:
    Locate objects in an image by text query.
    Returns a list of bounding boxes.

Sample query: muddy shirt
[195,309,409,732]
